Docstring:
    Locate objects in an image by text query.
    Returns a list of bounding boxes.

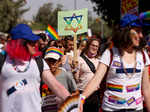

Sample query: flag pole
[74,0,77,9]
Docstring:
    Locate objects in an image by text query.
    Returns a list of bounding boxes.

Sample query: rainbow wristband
[80,94,86,104]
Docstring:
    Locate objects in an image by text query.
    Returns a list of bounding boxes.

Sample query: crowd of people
[0,13,150,112]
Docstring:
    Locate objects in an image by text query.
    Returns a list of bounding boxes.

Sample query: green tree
[0,0,29,32]
[89,17,112,38]
[88,12,112,38]
[89,0,120,26]
[33,3,63,30]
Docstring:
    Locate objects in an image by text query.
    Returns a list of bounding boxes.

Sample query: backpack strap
[34,56,44,97]
[109,49,113,66]
[35,56,44,78]
[0,54,44,76]
[141,50,146,65]
[0,53,7,73]
[80,53,96,73]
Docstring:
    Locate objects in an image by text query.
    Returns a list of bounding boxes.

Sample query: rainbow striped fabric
[45,47,64,56]
[108,95,126,104]
[126,84,140,92]
[140,11,150,20]
[58,94,79,112]
[107,83,123,92]
[80,36,88,41]
[45,24,59,40]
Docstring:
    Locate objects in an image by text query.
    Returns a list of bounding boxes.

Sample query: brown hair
[82,37,101,58]
[112,27,145,55]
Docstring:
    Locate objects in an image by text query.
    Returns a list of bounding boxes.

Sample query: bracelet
[80,94,86,104]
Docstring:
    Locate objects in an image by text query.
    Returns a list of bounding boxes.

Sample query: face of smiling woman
[88,40,99,55]
[130,29,141,47]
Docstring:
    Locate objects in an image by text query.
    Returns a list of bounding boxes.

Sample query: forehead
[39,38,44,42]
[68,40,73,43]
[91,40,99,45]
[45,58,58,62]
[132,27,142,32]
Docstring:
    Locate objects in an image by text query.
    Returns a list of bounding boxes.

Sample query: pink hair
[6,39,41,61]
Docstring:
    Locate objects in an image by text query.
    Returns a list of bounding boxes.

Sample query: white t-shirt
[0,56,49,112]
[100,47,150,111]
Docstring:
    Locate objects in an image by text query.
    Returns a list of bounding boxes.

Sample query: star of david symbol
[64,13,83,33]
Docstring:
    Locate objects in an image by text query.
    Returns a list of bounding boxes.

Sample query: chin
[51,71,55,74]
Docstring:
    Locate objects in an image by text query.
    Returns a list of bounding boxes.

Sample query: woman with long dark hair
[79,14,150,112]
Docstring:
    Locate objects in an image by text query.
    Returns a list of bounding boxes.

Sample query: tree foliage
[33,3,63,30]
[0,0,29,32]
[89,0,150,26]
[88,12,112,38]
[89,0,120,26]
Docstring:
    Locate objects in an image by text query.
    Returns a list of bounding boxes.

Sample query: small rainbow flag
[80,36,88,41]
[45,24,59,40]
[140,11,150,20]
[107,83,123,92]
[45,47,64,56]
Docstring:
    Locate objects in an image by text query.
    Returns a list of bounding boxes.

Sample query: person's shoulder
[61,70,73,79]
[101,47,119,59]
[59,67,69,76]
[102,48,112,55]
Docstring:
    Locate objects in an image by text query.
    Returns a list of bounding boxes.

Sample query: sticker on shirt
[112,61,122,67]
[108,95,126,104]
[14,79,27,90]
[116,68,141,74]
[127,97,136,106]
[136,97,143,105]
[126,84,140,92]
[107,83,123,92]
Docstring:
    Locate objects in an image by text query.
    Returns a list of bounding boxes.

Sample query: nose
[138,32,143,38]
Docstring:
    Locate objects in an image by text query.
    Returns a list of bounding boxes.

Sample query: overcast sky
[22,0,97,20]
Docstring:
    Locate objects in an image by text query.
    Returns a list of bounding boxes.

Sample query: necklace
[120,52,137,78]
[13,59,31,73]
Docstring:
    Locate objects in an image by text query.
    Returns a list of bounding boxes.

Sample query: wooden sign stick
[73,34,78,62]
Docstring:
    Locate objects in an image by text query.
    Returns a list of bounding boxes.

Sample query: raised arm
[142,65,150,112]
[82,62,108,99]
[42,70,70,101]
[78,62,108,112]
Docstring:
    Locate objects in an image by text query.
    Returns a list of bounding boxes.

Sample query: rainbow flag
[45,25,59,40]
[140,11,150,20]
[107,83,123,92]
[80,36,88,41]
